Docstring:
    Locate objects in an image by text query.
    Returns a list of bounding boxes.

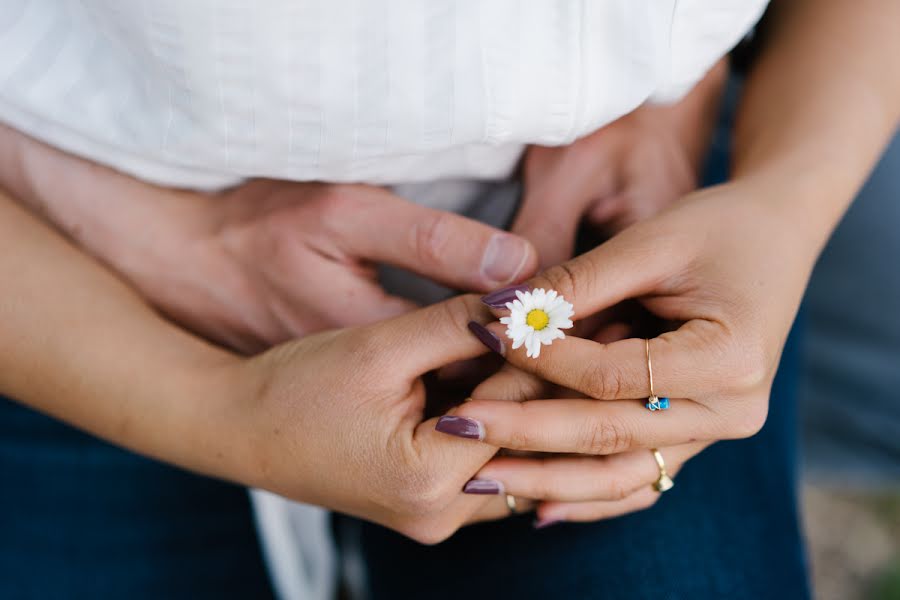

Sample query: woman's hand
[439,177,826,525]
[511,59,727,269]
[451,0,900,527]
[228,294,530,542]
[0,188,519,543]
[0,125,537,353]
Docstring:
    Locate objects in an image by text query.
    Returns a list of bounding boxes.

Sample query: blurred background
[798,129,900,600]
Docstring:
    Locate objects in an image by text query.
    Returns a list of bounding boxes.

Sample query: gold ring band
[646,339,656,397]
[645,339,669,411]
[505,494,518,513]
[650,448,675,492]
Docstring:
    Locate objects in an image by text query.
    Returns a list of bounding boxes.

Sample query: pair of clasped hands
[12,61,808,543]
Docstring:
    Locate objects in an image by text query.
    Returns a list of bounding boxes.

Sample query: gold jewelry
[505,494,518,513]
[645,339,670,411]
[650,448,675,492]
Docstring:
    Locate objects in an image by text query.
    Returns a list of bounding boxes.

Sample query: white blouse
[0,0,766,190]
[0,2,768,598]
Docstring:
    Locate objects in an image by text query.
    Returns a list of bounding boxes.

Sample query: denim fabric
[0,397,275,599]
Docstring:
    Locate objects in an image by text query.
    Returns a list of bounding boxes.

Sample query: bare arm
[0,189,534,541]
[733,0,900,241]
[0,190,248,479]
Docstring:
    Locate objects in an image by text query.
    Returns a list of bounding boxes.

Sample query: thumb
[333,186,537,292]
[366,294,497,378]
[495,222,672,320]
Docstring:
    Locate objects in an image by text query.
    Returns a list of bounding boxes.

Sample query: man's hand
[513,59,727,268]
[1,125,537,353]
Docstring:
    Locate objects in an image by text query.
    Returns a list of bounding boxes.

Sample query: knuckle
[505,424,538,451]
[432,295,483,339]
[579,416,632,455]
[398,517,458,546]
[727,339,772,393]
[341,327,388,371]
[579,359,625,400]
[527,470,557,499]
[392,470,454,518]
[729,396,770,439]
[311,184,352,216]
[637,493,659,511]
[606,478,632,502]
[539,262,581,303]
[310,185,363,235]
[410,211,452,267]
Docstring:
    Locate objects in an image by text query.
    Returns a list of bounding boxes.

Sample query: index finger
[480,320,723,401]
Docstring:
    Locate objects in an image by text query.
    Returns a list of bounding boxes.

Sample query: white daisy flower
[500,288,574,359]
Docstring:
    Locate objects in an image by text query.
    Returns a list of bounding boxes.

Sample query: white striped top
[0,0,766,190]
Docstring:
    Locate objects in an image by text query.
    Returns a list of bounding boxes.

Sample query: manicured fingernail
[533,518,563,530]
[467,321,505,356]
[435,416,485,440]
[481,234,530,285]
[463,479,505,495]
[480,284,530,309]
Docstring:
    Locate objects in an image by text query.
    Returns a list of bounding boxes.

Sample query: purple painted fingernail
[435,416,485,440]
[481,284,530,309]
[533,518,563,530]
[467,321,505,356]
[463,479,505,495]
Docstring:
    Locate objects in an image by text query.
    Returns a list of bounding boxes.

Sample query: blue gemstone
[645,401,657,411]
[659,397,670,410]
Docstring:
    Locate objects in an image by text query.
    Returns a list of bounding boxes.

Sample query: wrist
[724,166,851,263]
[170,354,265,485]
[732,153,857,237]
[215,347,318,500]
[0,124,213,280]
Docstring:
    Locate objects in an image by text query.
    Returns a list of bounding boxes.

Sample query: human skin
[0,123,537,354]
[512,58,728,268]
[0,42,725,545]
[0,53,729,356]
[443,0,900,526]
[0,0,896,541]
[0,192,530,543]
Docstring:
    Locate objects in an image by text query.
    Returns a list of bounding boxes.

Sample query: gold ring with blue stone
[645,339,670,411]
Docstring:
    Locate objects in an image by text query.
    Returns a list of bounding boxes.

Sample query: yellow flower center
[526,309,550,331]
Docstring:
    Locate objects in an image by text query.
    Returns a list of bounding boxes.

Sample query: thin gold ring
[650,448,675,492]
[645,339,669,411]
[505,494,518,513]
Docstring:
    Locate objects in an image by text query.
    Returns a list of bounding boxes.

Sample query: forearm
[0,190,249,481]
[732,0,900,245]
[0,123,209,285]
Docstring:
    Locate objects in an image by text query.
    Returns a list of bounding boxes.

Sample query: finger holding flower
[438,179,830,522]
[499,288,574,359]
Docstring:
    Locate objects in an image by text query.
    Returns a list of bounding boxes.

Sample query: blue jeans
[0,397,275,599]
[356,326,809,599]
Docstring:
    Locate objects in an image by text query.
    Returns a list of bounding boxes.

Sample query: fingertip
[483,322,510,351]
[378,296,418,319]
[435,415,485,441]
[479,233,537,290]
[480,284,530,310]
[533,503,567,527]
